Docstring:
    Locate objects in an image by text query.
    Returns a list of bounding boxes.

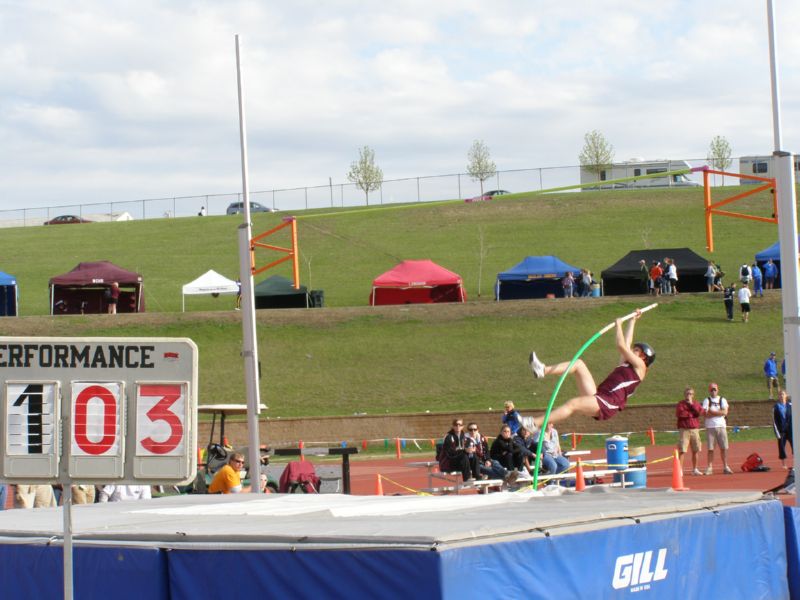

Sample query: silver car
[226,201,277,215]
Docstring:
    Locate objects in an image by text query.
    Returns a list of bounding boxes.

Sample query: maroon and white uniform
[594,363,641,421]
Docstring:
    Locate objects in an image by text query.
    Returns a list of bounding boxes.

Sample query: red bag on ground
[741,452,764,472]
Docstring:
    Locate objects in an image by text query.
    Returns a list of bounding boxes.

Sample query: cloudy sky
[1,1,798,211]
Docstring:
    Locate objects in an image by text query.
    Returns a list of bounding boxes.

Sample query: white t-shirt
[702,395,728,428]
[738,287,752,304]
[98,485,152,502]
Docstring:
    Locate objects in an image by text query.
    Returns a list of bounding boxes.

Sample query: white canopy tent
[181,270,239,312]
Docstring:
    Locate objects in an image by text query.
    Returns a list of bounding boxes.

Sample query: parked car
[465,189,510,203]
[44,215,92,225]
[226,201,277,215]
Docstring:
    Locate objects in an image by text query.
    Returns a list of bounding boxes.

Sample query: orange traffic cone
[672,449,689,491]
[648,427,656,445]
[571,432,577,450]
[575,459,586,492]
[395,437,402,459]
[299,439,305,462]
[375,474,384,496]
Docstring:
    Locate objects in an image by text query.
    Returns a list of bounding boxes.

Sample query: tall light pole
[766,1,800,505]
[235,34,263,492]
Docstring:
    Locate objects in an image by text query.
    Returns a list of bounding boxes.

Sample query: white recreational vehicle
[738,155,800,184]
[580,159,700,190]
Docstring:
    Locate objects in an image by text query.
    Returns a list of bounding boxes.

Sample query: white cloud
[0,0,798,210]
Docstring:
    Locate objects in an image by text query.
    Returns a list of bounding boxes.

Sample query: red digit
[74,385,117,455]
[140,384,183,454]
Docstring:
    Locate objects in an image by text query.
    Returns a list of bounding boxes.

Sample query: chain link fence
[0,156,765,228]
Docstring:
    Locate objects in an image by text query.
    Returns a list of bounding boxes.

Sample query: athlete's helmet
[633,342,655,366]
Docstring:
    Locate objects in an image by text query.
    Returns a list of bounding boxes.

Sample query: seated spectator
[14,485,56,508]
[490,425,524,473]
[98,485,152,502]
[502,401,523,434]
[440,419,479,482]
[533,422,570,474]
[513,426,538,473]
[208,452,246,494]
[466,422,518,485]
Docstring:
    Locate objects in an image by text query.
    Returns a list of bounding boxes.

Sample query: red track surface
[347,439,797,506]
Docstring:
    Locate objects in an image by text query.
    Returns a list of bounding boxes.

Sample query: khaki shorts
[706,426,729,450]
[677,428,701,453]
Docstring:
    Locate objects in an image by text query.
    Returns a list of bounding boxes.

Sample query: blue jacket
[773,401,792,436]
[502,410,522,434]
[764,358,778,378]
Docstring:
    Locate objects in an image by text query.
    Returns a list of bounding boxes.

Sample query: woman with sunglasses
[440,420,479,482]
[465,423,519,485]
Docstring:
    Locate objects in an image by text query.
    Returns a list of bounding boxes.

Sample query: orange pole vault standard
[698,166,776,252]
[249,216,301,288]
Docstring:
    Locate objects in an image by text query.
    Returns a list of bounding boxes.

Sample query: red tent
[369,260,467,306]
[49,261,145,315]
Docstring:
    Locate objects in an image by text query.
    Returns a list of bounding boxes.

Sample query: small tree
[579,130,614,184]
[707,135,732,185]
[347,146,383,206]
[466,140,496,196]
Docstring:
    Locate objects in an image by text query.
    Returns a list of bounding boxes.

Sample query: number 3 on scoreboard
[136,383,187,456]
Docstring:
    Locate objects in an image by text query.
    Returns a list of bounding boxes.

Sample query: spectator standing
[702,383,733,475]
[581,269,593,297]
[752,263,764,297]
[764,352,780,400]
[739,263,752,288]
[773,390,793,469]
[98,485,152,502]
[562,272,575,298]
[208,452,246,494]
[466,422,518,484]
[198,206,207,217]
[533,422,570,474]
[0,484,6,511]
[502,401,523,435]
[723,282,736,321]
[676,387,703,475]
[14,485,56,508]
[440,419,478,482]
[737,284,752,322]
[490,425,524,473]
[764,259,778,289]
[667,259,678,295]
[649,261,663,296]
[107,282,120,315]
[660,259,672,295]
[235,279,242,310]
[705,262,717,292]
[639,260,650,294]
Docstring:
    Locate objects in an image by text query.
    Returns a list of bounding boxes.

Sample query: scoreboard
[0,337,198,485]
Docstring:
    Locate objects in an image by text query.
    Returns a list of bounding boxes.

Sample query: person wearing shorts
[701,383,732,475]
[737,284,752,323]
[528,311,654,426]
[676,387,703,475]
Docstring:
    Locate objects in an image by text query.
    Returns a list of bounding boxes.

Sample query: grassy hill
[0,186,790,417]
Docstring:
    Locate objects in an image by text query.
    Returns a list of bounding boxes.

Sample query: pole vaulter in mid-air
[528,304,658,429]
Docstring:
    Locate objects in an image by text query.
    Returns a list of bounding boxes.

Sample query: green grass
[0,185,793,417]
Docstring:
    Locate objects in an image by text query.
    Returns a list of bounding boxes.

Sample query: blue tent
[495,256,582,300]
[754,236,800,289]
[0,271,18,316]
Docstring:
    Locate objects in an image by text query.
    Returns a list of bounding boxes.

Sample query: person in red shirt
[676,387,703,475]
[649,262,663,296]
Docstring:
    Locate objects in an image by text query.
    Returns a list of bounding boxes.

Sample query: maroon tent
[369,260,467,306]
[49,261,145,315]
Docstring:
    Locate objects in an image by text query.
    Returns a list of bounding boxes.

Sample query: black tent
[254,275,309,309]
[601,248,711,296]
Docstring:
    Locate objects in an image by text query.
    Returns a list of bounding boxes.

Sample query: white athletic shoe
[692,468,702,476]
[529,351,545,379]
[704,466,713,476]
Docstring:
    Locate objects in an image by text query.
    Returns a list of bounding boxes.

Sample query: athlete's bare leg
[530,355,598,397]
[541,395,600,425]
